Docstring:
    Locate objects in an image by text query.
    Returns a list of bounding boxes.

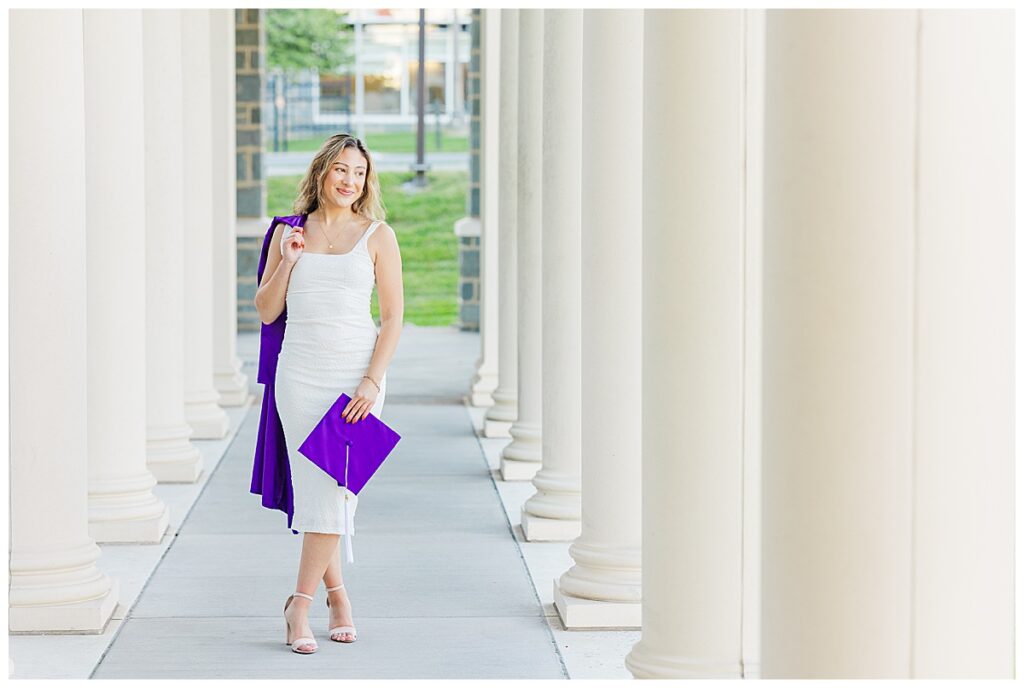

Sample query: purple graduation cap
[298,392,401,563]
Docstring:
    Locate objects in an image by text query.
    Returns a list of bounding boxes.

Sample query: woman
[254,133,404,654]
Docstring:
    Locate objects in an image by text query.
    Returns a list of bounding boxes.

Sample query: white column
[467,9,501,408]
[83,9,169,543]
[210,9,249,407]
[181,9,229,440]
[761,11,916,678]
[552,8,643,629]
[520,9,582,541]
[762,10,1013,678]
[482,9,518,439]
[144,11,204,482]
[499,9,543,480]
[625,10,746,679]
[742,9,766,679]
[10,9,120,632]
[912,10,1013,677]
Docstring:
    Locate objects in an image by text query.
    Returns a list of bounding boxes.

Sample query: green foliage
[266,170,468,327]
[266,9,353,73]
[364,130,469,154]
[269,130,469,154]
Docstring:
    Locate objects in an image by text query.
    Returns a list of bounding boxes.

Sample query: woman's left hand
[342,377,379,423]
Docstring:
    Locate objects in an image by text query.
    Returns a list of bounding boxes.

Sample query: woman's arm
[364,222,404,384]
[341,222,403,423]
[254,223,296,325]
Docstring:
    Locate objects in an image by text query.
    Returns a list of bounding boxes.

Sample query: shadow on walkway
[92,325,566,679]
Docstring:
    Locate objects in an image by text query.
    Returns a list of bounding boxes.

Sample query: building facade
[265,8,473,145]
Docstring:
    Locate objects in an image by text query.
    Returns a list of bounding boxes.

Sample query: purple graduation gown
[250,212,308,533]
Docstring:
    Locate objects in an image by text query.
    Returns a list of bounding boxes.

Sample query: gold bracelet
[362,375,380,392]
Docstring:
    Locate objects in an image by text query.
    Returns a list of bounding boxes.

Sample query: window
[408,60,446,110]
[364,71,401,114]
[319,72,355,115]
[361,24,405,115]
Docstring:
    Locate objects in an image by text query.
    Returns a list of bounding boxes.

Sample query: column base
[88,475,170,543]
[553,579,641,629]
[468,369,499,407]
[483,418,513,438]
[469,388,495,407]
[89,506,169,544]
[501,422,541,461]
[214,371,250,406]
[9,579,120,634]
[483,388,517,433]
[214,376,249,409]
[500,421,541,478]
[184,394,229,439]
[146,421,203,482]
[147,453,203,482]
[500,456,541,481]
[625,640,743,679]
[521,505,580,541]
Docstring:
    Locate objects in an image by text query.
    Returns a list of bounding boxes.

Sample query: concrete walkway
[10,324,639,680]
[88,324,566,679]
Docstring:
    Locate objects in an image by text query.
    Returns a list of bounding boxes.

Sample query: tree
[266,9,352,73]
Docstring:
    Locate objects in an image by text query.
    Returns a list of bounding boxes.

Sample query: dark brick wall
[458,9,482,332]
[235,8,264,219]
[237,234,263,332]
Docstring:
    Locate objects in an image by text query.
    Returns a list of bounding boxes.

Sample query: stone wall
[235,8,264,219]
[236,234,263,331]
[456,8,482,332]
[236,8,266,332]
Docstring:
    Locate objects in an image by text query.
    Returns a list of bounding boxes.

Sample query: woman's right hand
[280,225,305,264]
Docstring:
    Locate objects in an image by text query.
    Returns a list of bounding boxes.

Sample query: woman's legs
[296,531,340,591]
[286,532,341,649]
[322,537,355,641]
[322,536,343,589]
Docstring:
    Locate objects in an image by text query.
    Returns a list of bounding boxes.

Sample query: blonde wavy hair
[293,133,386,221]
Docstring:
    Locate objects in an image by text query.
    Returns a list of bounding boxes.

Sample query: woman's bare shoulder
[368,221,397,246]
[266,221,289,248]
[259,222,290,286]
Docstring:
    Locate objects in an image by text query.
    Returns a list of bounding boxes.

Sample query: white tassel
[343,440,354,564]
[343,490,354,563]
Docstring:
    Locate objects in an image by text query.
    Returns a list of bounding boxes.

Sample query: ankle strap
[325,584,345,592]
[292,591,314,601]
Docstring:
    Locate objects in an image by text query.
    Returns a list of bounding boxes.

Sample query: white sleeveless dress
[275,219,387,536]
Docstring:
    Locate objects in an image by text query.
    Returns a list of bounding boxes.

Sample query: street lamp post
[409,8,430,187]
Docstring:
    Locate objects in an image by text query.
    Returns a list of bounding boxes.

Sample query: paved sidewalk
[90,324,567,679]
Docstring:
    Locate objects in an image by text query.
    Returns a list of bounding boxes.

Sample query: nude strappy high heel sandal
[284,592,318,654]
[325,584,357,643]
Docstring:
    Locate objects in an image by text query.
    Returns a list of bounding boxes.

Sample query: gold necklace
[316,212,343,249]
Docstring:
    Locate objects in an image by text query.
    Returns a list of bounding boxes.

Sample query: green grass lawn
[267,170,467,327]
[268,129,468,154]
